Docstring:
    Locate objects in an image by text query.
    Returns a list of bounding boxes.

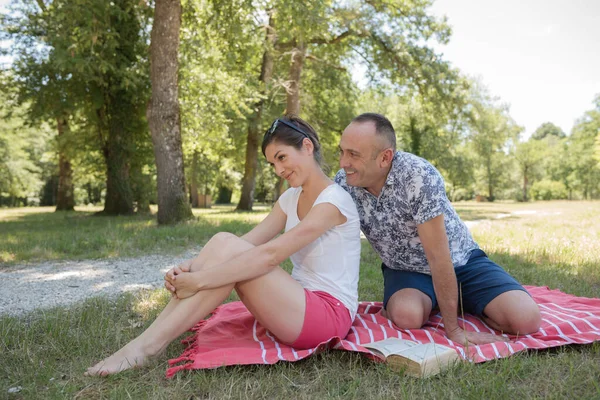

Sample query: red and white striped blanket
[166,286,600,378]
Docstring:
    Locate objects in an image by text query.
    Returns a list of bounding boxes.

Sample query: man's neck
[366,164,393,198]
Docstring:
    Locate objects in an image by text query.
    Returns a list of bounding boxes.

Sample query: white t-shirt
[278,184,361,319]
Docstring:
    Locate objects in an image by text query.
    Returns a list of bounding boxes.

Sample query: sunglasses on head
[265,118,310,140]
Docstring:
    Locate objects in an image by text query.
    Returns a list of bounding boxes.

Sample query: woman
[86,115,361,376]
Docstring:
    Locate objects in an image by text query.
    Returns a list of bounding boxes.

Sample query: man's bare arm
[418,215,506,345]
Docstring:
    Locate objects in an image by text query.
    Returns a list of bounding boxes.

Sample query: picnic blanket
[166,286,600,378]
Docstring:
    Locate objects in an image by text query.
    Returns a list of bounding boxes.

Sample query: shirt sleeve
[409,161,446,225]
[314,185,359,223]
[334,169,346,187]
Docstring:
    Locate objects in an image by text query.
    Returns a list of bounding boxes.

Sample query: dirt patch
[0,248,200,316]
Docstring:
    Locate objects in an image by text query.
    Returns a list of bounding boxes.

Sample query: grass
[0,205,271,266]
[1,201,600,399]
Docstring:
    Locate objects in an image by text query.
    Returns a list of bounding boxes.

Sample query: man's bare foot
[85,341,161,376]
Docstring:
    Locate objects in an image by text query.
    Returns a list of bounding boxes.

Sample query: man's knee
[485,290,541,335]
[387,306,427,330]
[507,305,541,335]
[385,289,432,329]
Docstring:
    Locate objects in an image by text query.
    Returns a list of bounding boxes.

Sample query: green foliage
[466,81,521,200]
[0,88,54,205]
[531,122,566,140]
[449,187,472,202]
[301,47,359,174]
[179,0,263,199]
[595,132,600,166]
[2,0,154,212]
[1,1,599,207]
[530,179,568,200]
[568,95,600,199]
[513,139,547,201]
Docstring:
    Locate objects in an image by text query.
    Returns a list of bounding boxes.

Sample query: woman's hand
[164,259,193,294]
[168,271,201,299]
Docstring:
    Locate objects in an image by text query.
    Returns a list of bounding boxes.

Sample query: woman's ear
[303,137,314,155]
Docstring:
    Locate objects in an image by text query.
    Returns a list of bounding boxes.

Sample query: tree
[595,132,600,167]
[1,0,76,210]
[513,139,546,201]
[237,10,276,210]
[531,122,566,140]
[147,0,193,224]
[0,89,52,206]
[2,0,153,214]
[229,0,462,209]
[467,82,520,201]
[568,95,600,199]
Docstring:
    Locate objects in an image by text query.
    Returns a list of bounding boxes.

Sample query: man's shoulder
[334,169,350,189]
[392,152,441,180]
[393,151,434,170]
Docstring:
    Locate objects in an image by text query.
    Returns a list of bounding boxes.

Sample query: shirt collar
[384,151,402,187]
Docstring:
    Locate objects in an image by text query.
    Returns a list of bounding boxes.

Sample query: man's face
[339,121,387,189]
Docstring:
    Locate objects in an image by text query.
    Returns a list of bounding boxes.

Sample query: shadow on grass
[193,203,272,215]
[0,209,260,266]
[454,208,517,222]
[479,249,600,299]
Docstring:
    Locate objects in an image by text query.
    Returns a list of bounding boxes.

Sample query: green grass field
[1,201,600,399]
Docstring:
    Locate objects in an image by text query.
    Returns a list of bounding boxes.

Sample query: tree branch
[35,0,47,12]
[308,30,358,45]
[304,54,346,71]
[370,32,425,96]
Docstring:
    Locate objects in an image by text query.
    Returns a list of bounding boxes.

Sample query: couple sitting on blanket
[87,113,541,376]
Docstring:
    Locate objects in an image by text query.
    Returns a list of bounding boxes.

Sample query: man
[335,113,540,345]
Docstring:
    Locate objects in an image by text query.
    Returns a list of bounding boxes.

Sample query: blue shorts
[382,249,529,316]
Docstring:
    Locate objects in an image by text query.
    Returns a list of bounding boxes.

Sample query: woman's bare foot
[85,340,163,376]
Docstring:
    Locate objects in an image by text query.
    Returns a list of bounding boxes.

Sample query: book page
[363,338,419,358]
[393,343,454,363]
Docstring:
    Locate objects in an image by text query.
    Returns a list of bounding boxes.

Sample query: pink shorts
[290,290,353,349]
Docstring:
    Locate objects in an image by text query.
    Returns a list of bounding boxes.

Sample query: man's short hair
[351,113,396,151]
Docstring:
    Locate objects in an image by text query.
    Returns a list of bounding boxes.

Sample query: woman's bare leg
[85,233,252,376]
[138,233,236,329]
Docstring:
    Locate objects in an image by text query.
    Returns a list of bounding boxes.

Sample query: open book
[363,338,460,378]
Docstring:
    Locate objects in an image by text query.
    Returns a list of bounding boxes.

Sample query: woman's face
[264,139,313,188]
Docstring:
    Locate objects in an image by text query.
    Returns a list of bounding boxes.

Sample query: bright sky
[429,0,600,138]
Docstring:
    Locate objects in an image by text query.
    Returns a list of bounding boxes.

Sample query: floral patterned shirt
[334,151,478,274]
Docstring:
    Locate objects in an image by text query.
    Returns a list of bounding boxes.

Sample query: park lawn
[0,205,271,265]
[1,201,600,399]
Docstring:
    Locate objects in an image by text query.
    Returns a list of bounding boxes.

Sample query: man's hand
[164,259,194,294]
[446,326,508,346]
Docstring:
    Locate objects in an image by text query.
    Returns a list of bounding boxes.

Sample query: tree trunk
[147,0,192,224]
[101,94,135,215]
[236,14,276,211]
[408,115,421,157]
[236,114,262,210]
[285,43,305,116]
[55,116,75,211]
[486,157,494,201]
[190,151,199,208]
[102,124,134,215]
[523,166,528,202]
[131,163,151,214]
[274,42,305,201]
